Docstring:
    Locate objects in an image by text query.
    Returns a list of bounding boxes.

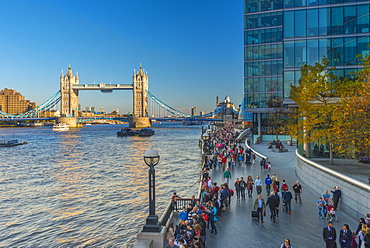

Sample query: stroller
[325,204,338,222]
[328,209,338,222]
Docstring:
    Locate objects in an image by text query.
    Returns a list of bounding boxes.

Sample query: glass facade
[244,0,370,133]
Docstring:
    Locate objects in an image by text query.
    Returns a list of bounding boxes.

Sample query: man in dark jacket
[331,186,342,210]
[266,192,279,222]
[283,188,293,214]
[323,221,337,248]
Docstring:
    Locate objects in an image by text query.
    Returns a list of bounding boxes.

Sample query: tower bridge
[59,65,150,128]
[0,65,239,125]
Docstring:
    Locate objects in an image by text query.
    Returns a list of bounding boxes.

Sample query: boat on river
[117,128,137,136]
[137,128,155,136]
[117,127,155,137]
[0,140,27,147]
[52,123,69,131]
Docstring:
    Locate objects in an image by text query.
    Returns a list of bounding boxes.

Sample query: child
[316,197,324,218]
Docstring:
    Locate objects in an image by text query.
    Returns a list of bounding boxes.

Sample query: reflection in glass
[307,40,319,66]
[307,9,318,36]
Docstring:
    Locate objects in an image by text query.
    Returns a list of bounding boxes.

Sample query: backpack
[282,184,288,191]
[229,189,234,196]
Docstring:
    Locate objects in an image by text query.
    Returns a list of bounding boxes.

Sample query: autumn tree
[290,58,339,164]
[333,55,370,158]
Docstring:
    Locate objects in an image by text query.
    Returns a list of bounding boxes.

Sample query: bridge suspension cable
[147,90,224,119]
[146,90,191,118]
[0,91,61,118]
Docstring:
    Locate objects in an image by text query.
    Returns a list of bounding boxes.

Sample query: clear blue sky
[0,0,244,114]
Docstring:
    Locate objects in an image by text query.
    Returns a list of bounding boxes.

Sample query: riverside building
[0,88,36,115]
[244,0,370,137]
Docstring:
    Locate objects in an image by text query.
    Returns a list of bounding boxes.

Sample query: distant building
[91,107,95,112]
[99,107,105,113]
[215,95,239,122]
[200,111,205,116]
[191,107,197,117]
[0,88,36,115]
[86,106,91,112]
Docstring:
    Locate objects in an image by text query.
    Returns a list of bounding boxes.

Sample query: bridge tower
[60,66,79,117]
[129,64,151,128]
[58,66,81,127]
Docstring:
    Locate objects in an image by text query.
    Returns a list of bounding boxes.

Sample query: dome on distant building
[225,95,230,103]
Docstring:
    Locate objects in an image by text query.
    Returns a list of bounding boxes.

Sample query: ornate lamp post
[142,149,161,232]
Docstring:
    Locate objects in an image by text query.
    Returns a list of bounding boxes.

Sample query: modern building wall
[0,88,36,115]
[244,0,370,135]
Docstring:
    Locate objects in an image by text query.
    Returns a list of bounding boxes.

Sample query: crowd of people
[165,124,368,248]
[323,217,370,248]
[318,187,370,248]
[166,125,241,248]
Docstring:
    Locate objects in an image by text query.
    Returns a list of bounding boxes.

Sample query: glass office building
[244,0,370,135]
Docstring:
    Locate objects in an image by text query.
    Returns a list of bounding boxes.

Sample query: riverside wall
[296,150,370,220]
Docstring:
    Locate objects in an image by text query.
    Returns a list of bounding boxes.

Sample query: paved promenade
[205,140,360,247]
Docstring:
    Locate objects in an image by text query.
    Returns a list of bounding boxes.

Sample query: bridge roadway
[205,141,358,248]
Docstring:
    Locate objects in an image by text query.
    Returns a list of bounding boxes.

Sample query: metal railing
[296,150,370,191]
[245,138,268,161]
[158,198,200,227]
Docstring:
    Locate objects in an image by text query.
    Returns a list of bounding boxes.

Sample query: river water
[0,123,202,247]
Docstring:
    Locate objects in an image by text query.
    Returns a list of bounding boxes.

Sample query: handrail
[158,200,173,227]
[236,128,251,140]
[245,139,268,161]
[295,150,370,191]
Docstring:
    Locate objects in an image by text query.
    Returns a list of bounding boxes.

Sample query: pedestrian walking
[240,177,247,198]
[282,188,293,214]
[260,157,266,170]
[339,224,353,248]
[364,228,370,248]
[255,175,262,195]
[292,181,302,203]
[317,197,325,218]
[247,175,254,197]
[355,218,366,247]
[224,168,232,185]
[265,174,272,196]
[280,238,292,248]
[253,194,266,223]
[323,221,337,248]
[266,191,279,222]
[234,178,241,198]
[251,153,256,165]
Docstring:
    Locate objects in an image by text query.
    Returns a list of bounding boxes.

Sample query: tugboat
[137,128,155,136]
[117,128,138,136]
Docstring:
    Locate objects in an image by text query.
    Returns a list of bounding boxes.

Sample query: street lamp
[142,149,161,232]
[202,132,209,141]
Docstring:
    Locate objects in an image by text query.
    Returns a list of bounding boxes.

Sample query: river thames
[0,123,202,247]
